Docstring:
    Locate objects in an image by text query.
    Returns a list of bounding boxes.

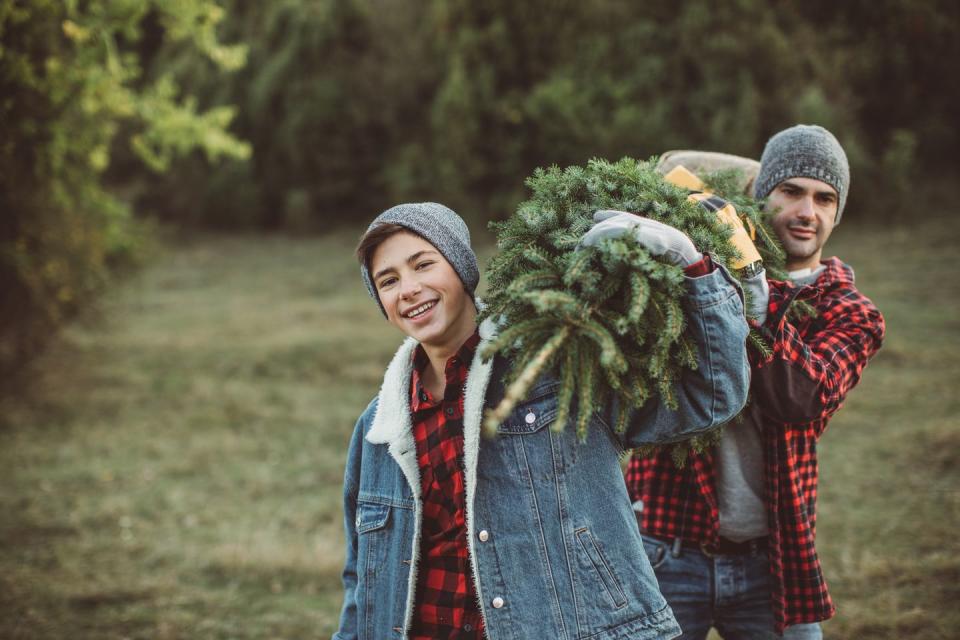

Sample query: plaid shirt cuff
[683,254,714,278]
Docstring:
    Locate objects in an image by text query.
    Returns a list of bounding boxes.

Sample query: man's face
[765,177,839,271]
[370,231,476,349]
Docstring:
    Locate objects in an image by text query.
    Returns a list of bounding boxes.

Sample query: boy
[334,202,750,639]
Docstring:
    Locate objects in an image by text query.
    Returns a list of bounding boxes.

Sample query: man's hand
[580,210,702,268]
[742,270,769,324]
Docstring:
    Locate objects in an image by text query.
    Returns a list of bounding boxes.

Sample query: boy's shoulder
[357,396,379,429]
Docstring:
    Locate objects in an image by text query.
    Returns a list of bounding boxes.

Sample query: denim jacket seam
[356,493,414,510]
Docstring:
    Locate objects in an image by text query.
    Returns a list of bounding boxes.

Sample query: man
[334,202,750,639]
[626,124,886,639]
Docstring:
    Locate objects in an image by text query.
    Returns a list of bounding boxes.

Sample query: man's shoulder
[815,257,884,326]
[816,257,873,302]
[817,256,856,288]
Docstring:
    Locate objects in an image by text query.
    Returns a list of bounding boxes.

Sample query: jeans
[640,534,822,640]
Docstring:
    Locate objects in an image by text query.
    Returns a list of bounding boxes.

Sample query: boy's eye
[415,260,435,270]
[377,276,397,289]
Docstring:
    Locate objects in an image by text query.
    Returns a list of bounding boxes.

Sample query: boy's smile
[402,299,438,320]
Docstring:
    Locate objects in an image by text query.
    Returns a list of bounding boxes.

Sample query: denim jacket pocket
[575,527,628,609]
[496,380,560,435]
[355,499,394,638]
[356,500,392,582]
[356,500,391,534]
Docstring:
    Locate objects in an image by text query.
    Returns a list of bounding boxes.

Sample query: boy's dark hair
[355,222,412,272]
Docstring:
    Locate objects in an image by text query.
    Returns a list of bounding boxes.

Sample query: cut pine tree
[479,157,796,465]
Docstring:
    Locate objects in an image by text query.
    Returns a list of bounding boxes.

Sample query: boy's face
[765,176,839,271]
[370,231,476,348]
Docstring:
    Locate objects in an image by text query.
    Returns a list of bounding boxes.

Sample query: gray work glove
[741,269,769,324]
[580,210,702,268]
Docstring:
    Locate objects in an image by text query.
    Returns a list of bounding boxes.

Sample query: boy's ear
[464,284,478,304]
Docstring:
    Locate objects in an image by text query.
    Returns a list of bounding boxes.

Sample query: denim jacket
[334,266,750,640]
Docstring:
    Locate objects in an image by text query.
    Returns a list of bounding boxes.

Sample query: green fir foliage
[481,157,795,463]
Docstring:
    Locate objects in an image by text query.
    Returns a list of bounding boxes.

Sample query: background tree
[139,0,958,230]
[0,0,249,378]
[5,0,959,374]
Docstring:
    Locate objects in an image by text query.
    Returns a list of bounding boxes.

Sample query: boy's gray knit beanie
[754,124,850,224]
[360,202,479,316]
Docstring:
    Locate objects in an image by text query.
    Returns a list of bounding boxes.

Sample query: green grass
[1,219,958,639]
[815,221,960,639]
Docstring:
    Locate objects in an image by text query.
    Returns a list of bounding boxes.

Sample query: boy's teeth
[406,301,435,318]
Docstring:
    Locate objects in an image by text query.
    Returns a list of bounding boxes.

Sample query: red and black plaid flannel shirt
[408,329,484,640]
[626,257,885,632]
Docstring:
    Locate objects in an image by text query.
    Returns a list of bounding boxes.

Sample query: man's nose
[796,197,816,219]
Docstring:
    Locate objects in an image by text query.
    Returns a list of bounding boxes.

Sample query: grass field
[2,217,958,639]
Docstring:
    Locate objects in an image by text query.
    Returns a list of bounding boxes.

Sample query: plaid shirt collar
[410,329,481,411]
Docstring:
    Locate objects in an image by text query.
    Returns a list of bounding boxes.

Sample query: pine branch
[575,345,596,441]
[480,316,558,361]
[483,326,571,436]
[481,156,801,464]
[552,347,577,433]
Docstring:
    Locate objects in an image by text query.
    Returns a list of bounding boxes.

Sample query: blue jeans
[640,534,822,640]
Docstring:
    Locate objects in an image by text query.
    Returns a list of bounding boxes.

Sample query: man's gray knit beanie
[754,124,850,224]
[360,202,479,316]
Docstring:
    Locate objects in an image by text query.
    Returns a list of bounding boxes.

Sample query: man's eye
[415,261,435,270]
[378,277,397,289]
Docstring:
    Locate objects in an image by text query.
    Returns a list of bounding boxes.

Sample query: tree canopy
[147,0,958,228]
[0,0,249,376]
[4,0,958,374]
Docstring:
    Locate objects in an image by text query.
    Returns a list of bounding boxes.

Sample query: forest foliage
[145,0,959,228]
[3,0,958,374]
[0,0,248,376]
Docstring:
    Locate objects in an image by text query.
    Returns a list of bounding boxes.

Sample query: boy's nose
[400,281,422,299]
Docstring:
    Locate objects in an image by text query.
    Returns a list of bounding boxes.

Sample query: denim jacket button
[525,411,536,424]
[478,529,490,542]
[492,596,504,609]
